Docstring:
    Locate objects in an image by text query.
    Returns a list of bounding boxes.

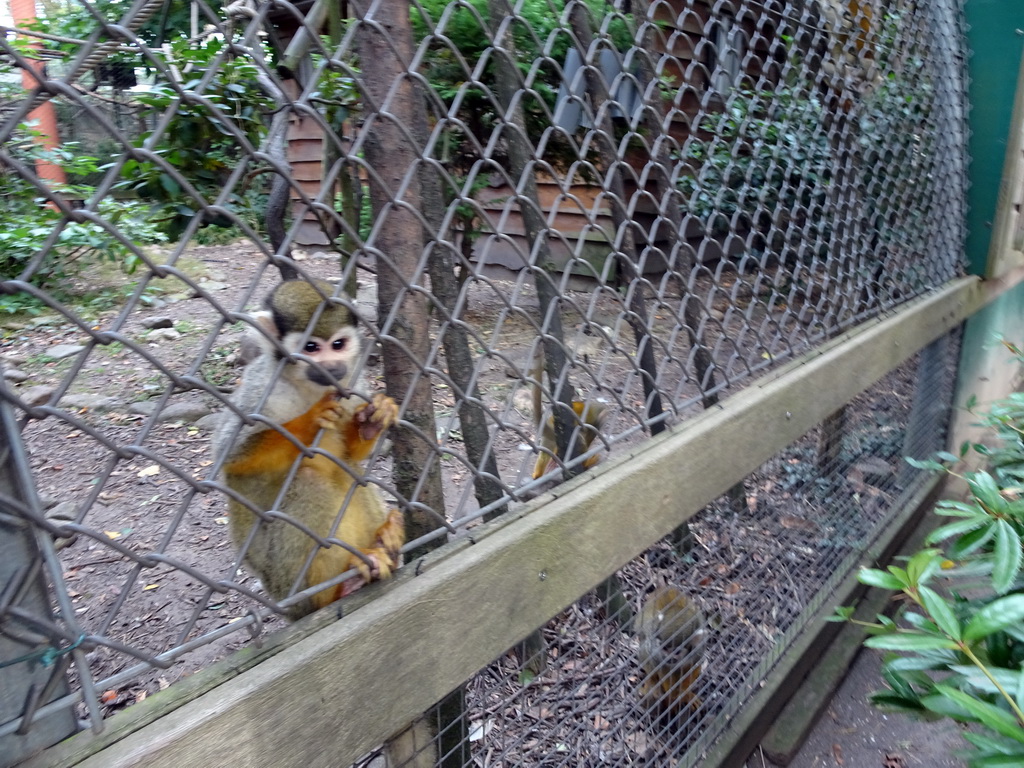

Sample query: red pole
[9,0,67,186]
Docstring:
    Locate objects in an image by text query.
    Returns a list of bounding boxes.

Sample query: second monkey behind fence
[529,343,610,480]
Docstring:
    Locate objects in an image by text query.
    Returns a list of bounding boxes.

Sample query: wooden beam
[37,270,1024,768]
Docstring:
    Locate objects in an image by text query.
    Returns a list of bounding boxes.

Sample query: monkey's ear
[243,311,282,359]
[251,310,280,338]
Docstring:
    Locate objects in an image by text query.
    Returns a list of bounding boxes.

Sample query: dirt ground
[747,648,967,768]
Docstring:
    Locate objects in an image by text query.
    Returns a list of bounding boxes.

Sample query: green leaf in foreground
[864,633,959,652]
[858,567,904,590]
[929,686,1024,744]
[919,585,961,641]
[992,520,1023,594]
[968,472,1010,516]
[963,595,1024,645]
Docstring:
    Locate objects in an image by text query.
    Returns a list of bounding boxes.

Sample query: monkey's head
[258,279,360,390]
[636,586,706,663]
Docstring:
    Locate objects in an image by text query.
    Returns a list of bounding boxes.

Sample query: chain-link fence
[1,0,967,764]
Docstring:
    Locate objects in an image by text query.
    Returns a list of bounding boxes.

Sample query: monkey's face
[284,325,361,390]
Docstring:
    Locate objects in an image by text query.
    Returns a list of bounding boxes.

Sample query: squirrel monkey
[530,352,609,480]
[214,279,404,619]
[635,585,706,723]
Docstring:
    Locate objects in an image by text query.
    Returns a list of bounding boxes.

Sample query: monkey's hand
[344,394,399,462]
[314,394,346,432]
[356,393,399,440]
[224,392,342,476]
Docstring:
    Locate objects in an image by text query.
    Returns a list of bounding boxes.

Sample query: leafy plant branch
[832,338,1024,765]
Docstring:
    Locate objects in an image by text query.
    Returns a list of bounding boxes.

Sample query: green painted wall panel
[965,0,1024,273]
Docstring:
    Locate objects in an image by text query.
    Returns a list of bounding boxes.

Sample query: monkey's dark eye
[303,341,319,353]
[332,338,347,351]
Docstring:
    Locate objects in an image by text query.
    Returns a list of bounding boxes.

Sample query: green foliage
[30,0,193,64]
[411,0,634,161]
[27,2,271,242]
[117,37,274,241]
[855,11,936,290]
[858,70,933,237]
[834,339,1024,766]
[0,125,166,299]
[678,84,832,256]
[0,292,47,316]
[309,40,361,132]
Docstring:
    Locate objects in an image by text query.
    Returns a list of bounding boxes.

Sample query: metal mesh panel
[380,333,959,767]
[0,0,966,759]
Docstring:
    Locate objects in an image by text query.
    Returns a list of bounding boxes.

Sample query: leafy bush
[834,339,1024,766]
[858,11,934,257]
[118,37,275,240]
[0,126,166,301]
[27,0,193,63]
[411,0,634,163]
[27,2,271,242]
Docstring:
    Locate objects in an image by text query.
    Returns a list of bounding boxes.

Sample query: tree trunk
[425,238,509,520]
[415,113,507,521]
[356,3,462,764]
[355,0,446,558]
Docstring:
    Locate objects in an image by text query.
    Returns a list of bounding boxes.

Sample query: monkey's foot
[333,537,402,600]
[352,545,399,585]
[354,394,399,442]
[532,452,559,480]
[374,510,405,560]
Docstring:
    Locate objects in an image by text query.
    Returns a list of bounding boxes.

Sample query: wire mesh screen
[417,334,960,768]
[0,0,966,762]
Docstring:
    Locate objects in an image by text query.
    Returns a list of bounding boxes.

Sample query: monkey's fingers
[353,547,397,584]
[315,399,346,431]
[355,394,399,441]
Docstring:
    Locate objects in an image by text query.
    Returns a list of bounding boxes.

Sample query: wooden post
[0,395,77,761]
[9,0,67,187]
[986,48,1024,279]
